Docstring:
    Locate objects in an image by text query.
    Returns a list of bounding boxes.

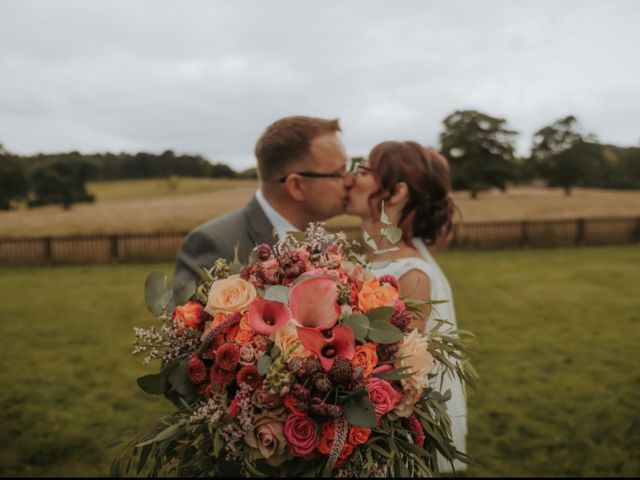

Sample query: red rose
[284,413,319,457]
[173,301,204,329]
[348,426,371,445]
[336,442,354,466]
[366,377,402,417]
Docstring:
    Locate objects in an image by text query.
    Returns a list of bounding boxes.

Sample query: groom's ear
[389,182,409,206]
[284,174,306,202]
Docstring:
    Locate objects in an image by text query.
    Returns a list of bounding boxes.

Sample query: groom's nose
[343,171,356,189]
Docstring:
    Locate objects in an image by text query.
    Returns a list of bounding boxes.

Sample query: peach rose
[205,275,257,315]
[173,301,204,329]
[340,260,375,289]
[357,278,399,312]
[352,343,379,377]
[274,321,313,359]
[234,329,254,345]
[394,329,434,392]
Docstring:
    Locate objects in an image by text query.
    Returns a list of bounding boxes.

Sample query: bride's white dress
[371,237,468,473]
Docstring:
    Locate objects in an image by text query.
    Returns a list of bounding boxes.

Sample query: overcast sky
[1,0,639,169]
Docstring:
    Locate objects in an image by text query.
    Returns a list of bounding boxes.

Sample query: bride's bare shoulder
[398,267,431,300]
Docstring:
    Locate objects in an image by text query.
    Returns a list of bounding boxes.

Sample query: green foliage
[144,271,173,316]
[342,390,377,428]
[28,157,96,209]
[439,110,519,198]
[1,247,640,476]
[20,149,239,181]
[0,148,29,209]
[529,115,587,195]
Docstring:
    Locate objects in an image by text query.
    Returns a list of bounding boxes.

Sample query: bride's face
[345,160,380,219]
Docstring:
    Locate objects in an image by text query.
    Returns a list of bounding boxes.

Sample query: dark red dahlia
[236,365,262,389]
[210,364,235,386]
[391,310,413,332]
[215,344,241,371]
[187,355,207,384]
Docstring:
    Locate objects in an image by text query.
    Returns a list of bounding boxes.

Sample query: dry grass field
[1,178,640,238]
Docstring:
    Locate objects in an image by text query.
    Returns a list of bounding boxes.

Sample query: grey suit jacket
[173,195,276,296]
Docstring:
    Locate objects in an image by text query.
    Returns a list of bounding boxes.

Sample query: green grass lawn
[1,246,639,477]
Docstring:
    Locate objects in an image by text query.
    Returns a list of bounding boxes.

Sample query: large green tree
[0,144,29,210]
[529,115,589,195]
[439,110,518,198]
[29,158,97,210]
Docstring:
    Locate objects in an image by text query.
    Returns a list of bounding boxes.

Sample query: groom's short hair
[255,116,341,182]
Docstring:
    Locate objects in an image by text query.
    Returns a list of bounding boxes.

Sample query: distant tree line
[1,111,639,210]
[440,111,640,197]
[0,148,258,210]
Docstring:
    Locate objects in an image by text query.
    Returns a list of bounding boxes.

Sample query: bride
[345,140,468,473]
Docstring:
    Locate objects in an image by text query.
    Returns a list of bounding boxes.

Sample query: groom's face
[300,132,352,221]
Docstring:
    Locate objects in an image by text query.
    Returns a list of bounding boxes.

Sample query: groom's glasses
[277,170,351,183]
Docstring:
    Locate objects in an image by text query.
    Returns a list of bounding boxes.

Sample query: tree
[0,145,29,210]
[29,158,97,210]
[529,115,587,195]
[439,110,518,198]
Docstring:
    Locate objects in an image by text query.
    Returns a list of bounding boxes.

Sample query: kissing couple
[173,115,467,473]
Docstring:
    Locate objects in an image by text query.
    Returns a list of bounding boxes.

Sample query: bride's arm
[398,269,431,332]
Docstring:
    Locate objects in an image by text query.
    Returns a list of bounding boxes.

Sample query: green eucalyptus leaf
[257,355,272,376]
[343,314,370,342]
[136,423,181,447]
[365,306,394,323]
[174,280,196,307]
[263,285,290,305]
[136,372,169,395]
[213,430,223,457]
[167,359,197,401]
[270,345,281,359]
[144,271,172,316]
[248,249,259,266]
[342,390,377,428]
[373,365,415,381]
[368,318,403,344]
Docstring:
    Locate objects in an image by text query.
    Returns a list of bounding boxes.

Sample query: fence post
[43,237,52,264]
[520,221,529,247]
[110,235,119,262]
[576,218,586,246]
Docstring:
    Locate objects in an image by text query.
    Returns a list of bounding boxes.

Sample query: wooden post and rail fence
[1,216,638,266]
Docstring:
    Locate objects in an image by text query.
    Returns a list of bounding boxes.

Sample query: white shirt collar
[255,189,299,241]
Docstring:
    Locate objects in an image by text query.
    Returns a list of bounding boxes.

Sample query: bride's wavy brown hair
[367,141,458,246]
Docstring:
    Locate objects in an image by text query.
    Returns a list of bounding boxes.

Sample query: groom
[173,115,354,295]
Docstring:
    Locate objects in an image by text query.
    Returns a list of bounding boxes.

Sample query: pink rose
[366,377,402,417]
[284,413,319,457]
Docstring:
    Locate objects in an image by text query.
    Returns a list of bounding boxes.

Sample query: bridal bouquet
[112,224,476,477]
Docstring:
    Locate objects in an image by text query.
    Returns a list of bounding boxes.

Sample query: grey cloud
[1,0,639,169]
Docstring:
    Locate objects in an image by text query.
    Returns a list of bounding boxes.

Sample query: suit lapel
[244,195,277,248]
